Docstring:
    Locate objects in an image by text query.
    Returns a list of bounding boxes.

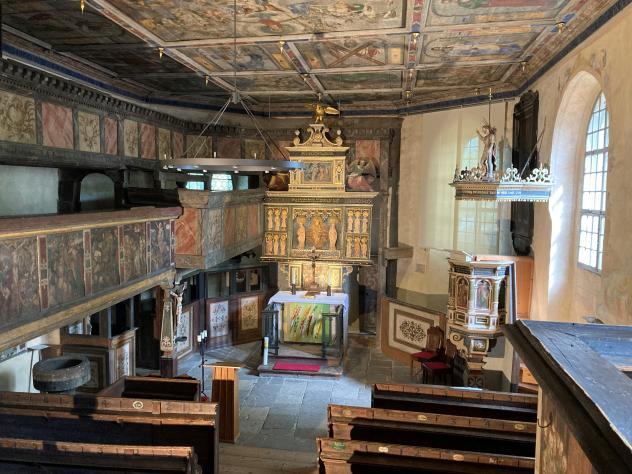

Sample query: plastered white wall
[397,102,512,295]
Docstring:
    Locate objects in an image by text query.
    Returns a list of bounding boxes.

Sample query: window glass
[578,93,608,272]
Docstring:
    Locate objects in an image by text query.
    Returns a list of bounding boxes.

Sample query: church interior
[0,0,630,472]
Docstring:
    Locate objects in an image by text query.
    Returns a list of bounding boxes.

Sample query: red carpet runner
[273,362,320,372]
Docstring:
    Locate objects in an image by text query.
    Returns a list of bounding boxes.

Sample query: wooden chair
[422,340,457,385]
[410,326,444,381]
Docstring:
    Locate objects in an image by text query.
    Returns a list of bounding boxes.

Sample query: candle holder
[326,284,332,296]
[290,283,297,295]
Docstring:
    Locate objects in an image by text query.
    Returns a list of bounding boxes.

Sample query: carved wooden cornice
[0,59,188,130]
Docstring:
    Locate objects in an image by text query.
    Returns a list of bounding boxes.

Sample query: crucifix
[306,247,321,294]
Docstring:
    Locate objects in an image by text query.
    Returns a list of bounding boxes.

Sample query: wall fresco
[158,128,172,160]
[91,227,120,293]
[235,205,249,244]
[0,238,40,323]
[108,0,406,41]
[223,207,236,247]
[42,102,73,149]
[173,131,184,159]
[217,137,241,159]
[0,90,36,144]
[186,135,212,158]
[77,111,100,153]
[104,116,118,155]
[122,223,147,281]
[123,119,139,157]
[47,232,85,309]
[248,204,260,239]
[149,220,171,272]
[140,123,156,160]
[176,208,201,255]
[244,138,265,159]
[202,208,222,254]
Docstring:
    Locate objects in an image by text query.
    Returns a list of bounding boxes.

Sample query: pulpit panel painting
[283,302,334,343]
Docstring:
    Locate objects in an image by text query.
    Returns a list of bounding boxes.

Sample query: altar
[262,290,349,366]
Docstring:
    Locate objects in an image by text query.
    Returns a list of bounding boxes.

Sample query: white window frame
[577,93,608,274]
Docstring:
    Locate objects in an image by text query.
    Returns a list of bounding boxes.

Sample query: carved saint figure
[266,209,274,230]
[280,234,287,255]
[476,280,491,310]
[297,218,306,250]
[311,216,325,249]
[361,210,369,233]
[328,219,338,250]
[346,237,353,257]
[353,210,362,233]
[274,208,281,231]
[273,234,279,255]
[347,210,354,231]
[353,236,361,257]
[281,208,288,230]
[477,123,497,179]
[456,278,469,308]
[265,233,273,255]
[360,237,368,259]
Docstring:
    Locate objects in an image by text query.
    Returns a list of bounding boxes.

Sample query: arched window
[578,93,608,272]
[455,137,499,254]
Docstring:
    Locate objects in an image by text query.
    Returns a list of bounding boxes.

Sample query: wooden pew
[372,383,537,422]
[327,404,535,458]
[98,375,201,401]
[0,438,202,473]
[0,392,219,474]
[318,438,535,473]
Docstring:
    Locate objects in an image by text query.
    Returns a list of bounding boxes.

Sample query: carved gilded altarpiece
[263,121,377,281]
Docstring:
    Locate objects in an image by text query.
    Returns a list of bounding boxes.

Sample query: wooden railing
[0,207,180,351]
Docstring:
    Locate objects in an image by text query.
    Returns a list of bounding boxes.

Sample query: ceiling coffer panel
[317,72,403,91]
[0,0,621,110]
[106,0,407,41]
[296,35,406,70]
[415,64,511,89]
[420,31,541,65]
[425,0,570,27]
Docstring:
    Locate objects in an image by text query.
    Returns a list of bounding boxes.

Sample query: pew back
[0,392,218,474]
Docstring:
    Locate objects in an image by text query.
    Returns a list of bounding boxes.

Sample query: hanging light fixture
[450,89,553,202]
[165,0,301,175]
[80,0,85,13]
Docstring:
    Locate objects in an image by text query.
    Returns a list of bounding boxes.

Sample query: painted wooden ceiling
[1,0,620,111]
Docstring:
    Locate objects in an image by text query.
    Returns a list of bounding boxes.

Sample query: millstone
[32,355,91,393]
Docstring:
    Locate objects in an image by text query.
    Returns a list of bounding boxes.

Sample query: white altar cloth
[268,291,349,345]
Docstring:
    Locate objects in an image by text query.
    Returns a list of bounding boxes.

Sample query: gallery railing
[0,207,180,352]
[261,303,279,357]
[321,305,344,360]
